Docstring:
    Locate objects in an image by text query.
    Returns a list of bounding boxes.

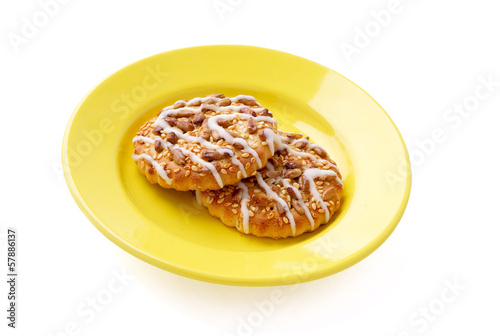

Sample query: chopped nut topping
[312,146,327,158]
[322,186,336,201]
[166,132,178,144]
[201,149,226,161]
[240,107,257,117]
[171,148,186,165]
[175,118,194,133]
[173,101,186,109]
[250,193,272,206]
[237,98,256,105]
[217,98,231,106]
[154,139,163,153]
[153,126,163,135]
[258,108,272,117]
[247,118,257,134]
[193,112,205,124]
[209,93,225,98]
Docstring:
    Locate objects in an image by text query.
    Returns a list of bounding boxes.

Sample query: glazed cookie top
[132,94,280,191]
[199,131,344,238]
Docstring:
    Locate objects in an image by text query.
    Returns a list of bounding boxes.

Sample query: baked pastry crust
[198,131,343,239]
[133,94,279,191]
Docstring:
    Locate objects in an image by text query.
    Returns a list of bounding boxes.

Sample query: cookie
[197,131,343,239]
[132,94,280,191]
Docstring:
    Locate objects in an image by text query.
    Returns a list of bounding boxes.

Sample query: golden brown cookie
[198,131,343,239]
[132,94,280,191]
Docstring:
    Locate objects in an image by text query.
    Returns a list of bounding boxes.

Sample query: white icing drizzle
[165,94,260,110]
[231,94,261,103]
[282,179,315,230]
[255,172,296,235]
[156,95,265,121]
[132,135,154,144]
[302,168,340,222]
[132,135,224,188]
[265,161,275,171]
[272,133,342,185]
[195,190,202,205]
[132,95,280,187]
[177,146,223,188]
[154,118,219,150]
[207,113,277,168]
[278,139,327,164]
[218,148,247,178]
[263,128,282,154]
[132,153,172,184]
[237,182,250,233]
[232,134,343,235]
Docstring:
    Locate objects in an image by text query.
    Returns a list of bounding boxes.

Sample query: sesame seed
[174,168,180,173]
[250,157,256,163]
[283,217,289,223]
[224,202,231,206]
[221,169,227,175]
[217,199,224,204]
[207,197,214,204]
[249,210,254,217]
[312,203,317,210]
[231,209,238,214]
[241,153,250,158]
[237,171,242,179]
[262,141,268,146]
[267,212,275,219]
[229,167,236,173]
[318,209,325,213]
[245,163,250,169]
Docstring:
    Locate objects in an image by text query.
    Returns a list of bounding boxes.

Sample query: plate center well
[117,86,353,253]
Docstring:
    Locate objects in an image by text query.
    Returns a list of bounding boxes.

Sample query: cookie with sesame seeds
[197,131,343,239]
[132,94,280,191]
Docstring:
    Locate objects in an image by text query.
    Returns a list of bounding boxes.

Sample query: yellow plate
[62,45,411,286]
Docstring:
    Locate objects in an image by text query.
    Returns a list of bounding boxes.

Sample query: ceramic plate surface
[62,45,411,286]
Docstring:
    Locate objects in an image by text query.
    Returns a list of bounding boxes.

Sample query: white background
[1,0,499,335]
